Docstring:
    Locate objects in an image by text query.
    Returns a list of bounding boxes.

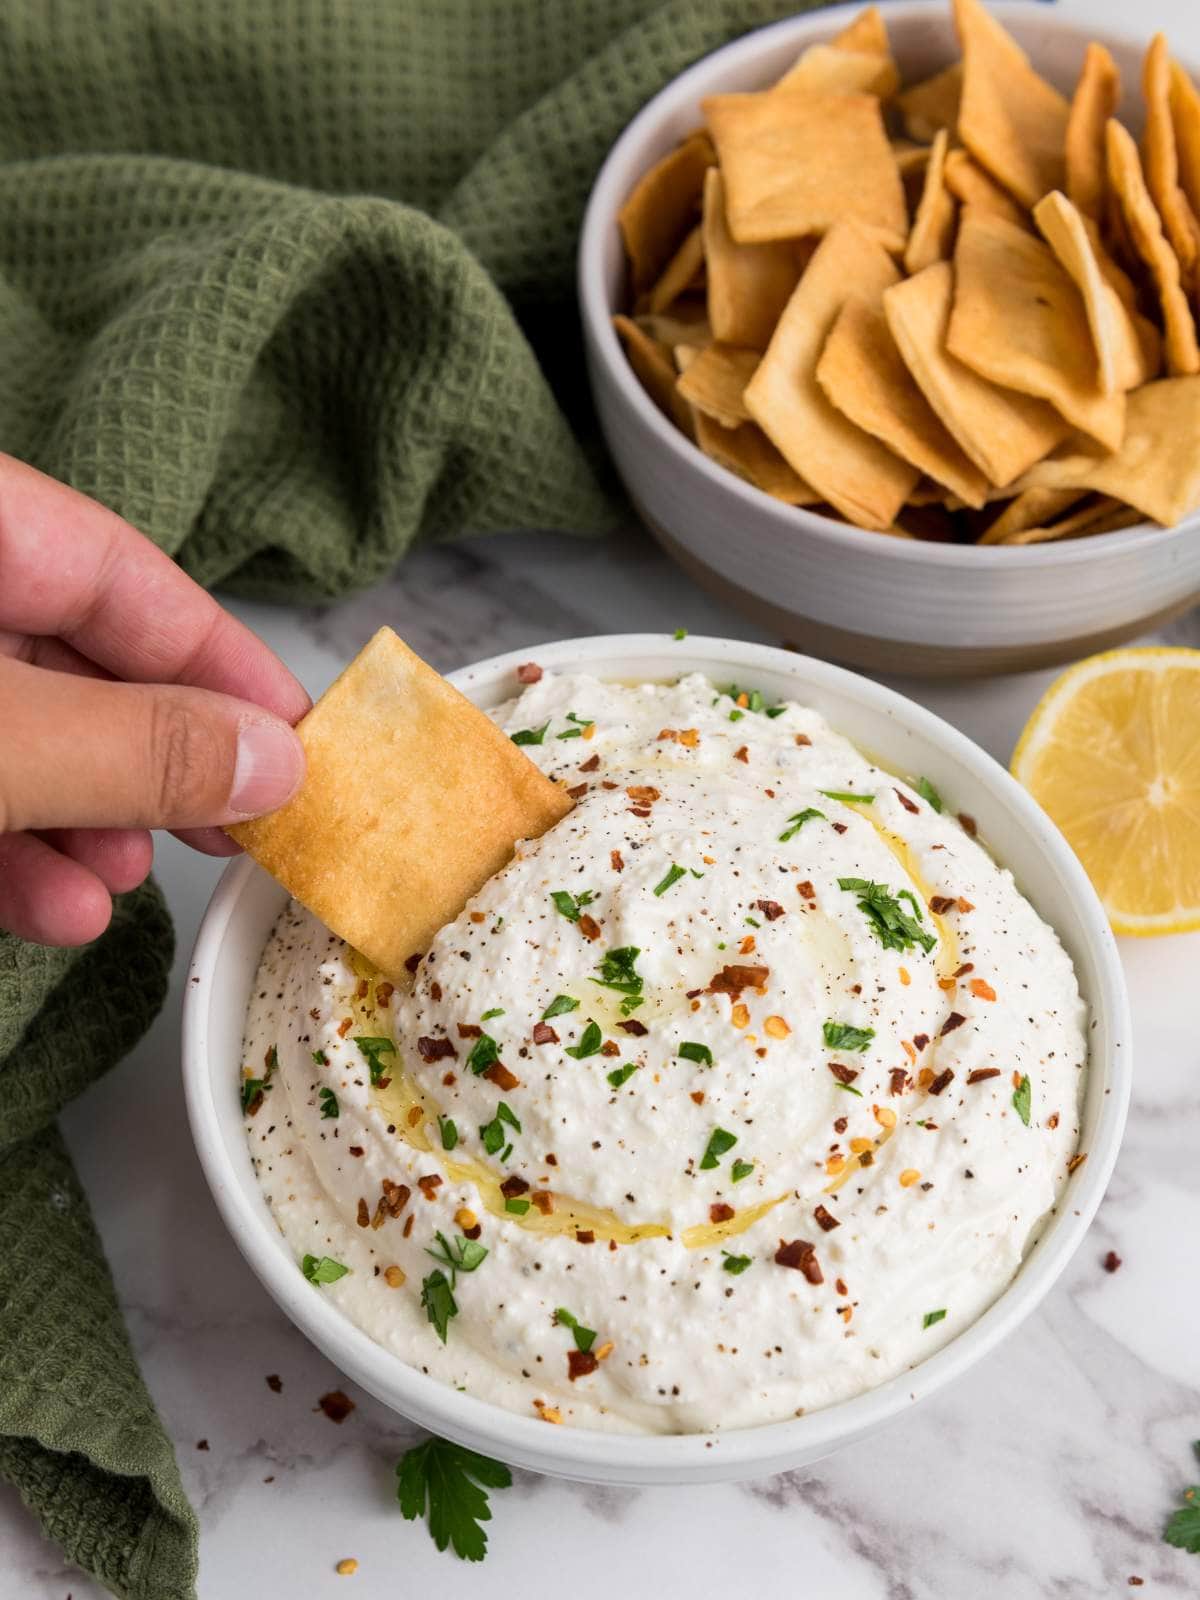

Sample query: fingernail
[229,720,305,817]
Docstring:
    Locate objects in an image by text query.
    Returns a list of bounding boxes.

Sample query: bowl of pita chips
[579,0,1200,676]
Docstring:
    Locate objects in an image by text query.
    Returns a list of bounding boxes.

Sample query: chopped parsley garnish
[779,807,824,841]
[1164,1442,1200,1554]
[421,1269,458,1342]
[565,1020,603,1059]
[700,1126,738,1170]
[765,706,786,719]
[312,1049,327,1066]
[556,712,594,739]
[542,994,580,1020]
[590,945,644,1014]
[465,1033,501,1075]
[730,1159,755,1183]
[301,1254,350,1286]
[833,1081,864,1097]
[396,1437,512,1563]
[438,1115,459,1151]
[607,1062,639,1088]
[481,1007,505,1021]
[551,888,597,922]
[653,863,687,896]
[241,1043,278,1112]
[820,789,874,804]
[838,878,937,954]
[923,1308,947,1329]
[720,683,777,715]
[679,1041,713,1066]
[426,1231,489,1281]
[478,1101,521,1154]
[673,626,688,640]
[744,915,760,928]
[1012,1074,1032,1126]
[918,776,945,812]
[510,721,549,746]
[505,1198,530,1214]
[355,1035,396,1086]
[823,1021,875,1052]
[318,1086,339,1119]
[555,1306,597,1352]
[729,709,744,723]
[722,1251,753,1275]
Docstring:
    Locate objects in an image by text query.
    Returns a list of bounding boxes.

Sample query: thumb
[0,657,305,833]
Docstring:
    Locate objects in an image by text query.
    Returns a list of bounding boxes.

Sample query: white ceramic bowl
[183,634,1130,1485]
[579,2,1200,677]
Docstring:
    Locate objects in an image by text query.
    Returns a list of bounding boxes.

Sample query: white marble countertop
[6,3,1200,1594]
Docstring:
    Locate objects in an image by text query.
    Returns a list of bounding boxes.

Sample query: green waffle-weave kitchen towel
[0,0,828,1593]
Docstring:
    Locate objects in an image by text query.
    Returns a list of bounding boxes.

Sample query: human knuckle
[149,696,220,820]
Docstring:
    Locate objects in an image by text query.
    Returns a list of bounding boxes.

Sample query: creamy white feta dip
[243,670,1086,1434]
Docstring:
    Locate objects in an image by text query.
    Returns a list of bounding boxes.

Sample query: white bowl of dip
[578,1,1200,677]
[182,634,1130,1485]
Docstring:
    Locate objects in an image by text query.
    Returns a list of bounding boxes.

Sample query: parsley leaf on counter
[700,1127,737,1170]
[555,1306,597,1352]
[722,1252,753,1275]
[542,994,580,1020]
[839,878,937,955]
[653,863,687,896]
[355,1035,396,1086]
[397,1437,512,1563]
[318,1086,339,1119]
[565,1020,603,1059]
[923,1308,947,1329]
[679,1041,713,1066]
[301,1254,350,1286]
[607,1062,639,1088]
[465,1033,500,1075]
[551,888,596,922]
[918,776,945,812]
[510,722,549,746]
[1164,1444,1200,1554]
[823,1021,876,1052]
[421,1269,458,1342]
[1012,1074,1032,1126]
[779,807,824,841]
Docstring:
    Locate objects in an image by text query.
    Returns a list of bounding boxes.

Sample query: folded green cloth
[0,0,826,1592]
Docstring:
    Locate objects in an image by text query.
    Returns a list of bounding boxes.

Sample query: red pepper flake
[755,899,785,921]
[814,1204,840,1232]
[1103,1250,1122,1273]
[430,981,443,1002]
[568,1349,599,1381]
[317,1389,356,1424]
[1047,1111,1060,1129]
[774,1239,823,1284]
[894,788,919,814]
[929,896,957,915]
[578,914,602,941]
[797,880,816,902]
[707,963,770,1000]
[575,1229,595,1244]
[953,962,975,977]
[601,780,618,790]
[348,1146,364,1158]
[416,1175,443,1200]
[403,1214,414,1237]
[957,896,975,913]
[375,982,395,1007]
[626,785,661,806]
[958,812,978,837]
[596,1040,618,1058]
[709,1203,735,1224]
[833,1116,848,1134]
[690,1090,705,1105]
[733,745,749,763]
[382,1179,411,1216]
[1066,1152,1087,1174]
[928,1068,955,1095]
[442,1071,456,1086]
[966,1067,1001,1085]
[417,1035,456,1062]
[516,662,543,684]
[356,1198,370,1228]
[618,1018,648,1036]
[458,1023,482,1039]
[484,1061,521,1091]
[889,1067,908,1095]
[828,1062,859,1085]
[354,978,369,1001]
[404,952,424,973]
[579,753,600,773]
[530,1191,554,1214]
[939,1011,966,1035]
[266,1374,282,1393]
[545,1153,558,1166]
[795,733,812,746]
[500,1175,530,1199]
[532,1022,559,1045]
[913,1032,930,1051]
[470,912,486,924]
[567,783,589,800]
[832,822,848,834]
[629,806,652,818]
[657,728,679,742]
[337,1017,353,1038]
[611,849,625,871]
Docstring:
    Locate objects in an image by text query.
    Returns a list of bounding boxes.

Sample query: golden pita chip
[943,149,1031,230]
[815,294,988,506]
[228,629,573,980]
[893,140,932,177]
[1011,377,1200,524]
[647,224,705,314]
[676,342,759,427]
[1143,35,1200,283]
[946,207,1125,449]
[702,168,799,351]
[634,299,712,351]
[617,132,715,294]
[613,314,695,436]
[952,0,1069,207]
[905,129,957,275]
[977,487,1083,544]
[1065,42,1120,221]
[744,222,918,529]
[896,62,963,142]
[995,496,1137,546]
[702,90,906,251]
[1033,191,1158,393]
[692,409,819,504]
[828,5,890,55]
[1106,118,1200,375]
[1169,61,1200,239]
[884,260,1069,486]
[774,44,899,99]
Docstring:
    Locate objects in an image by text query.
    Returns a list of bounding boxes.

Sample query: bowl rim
[577,0,1197,569]
[183,633,1131,1483]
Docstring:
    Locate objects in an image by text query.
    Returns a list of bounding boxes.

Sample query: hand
[0,454,310,945]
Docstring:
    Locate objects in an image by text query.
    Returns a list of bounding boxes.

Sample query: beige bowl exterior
[578,2,1200,676]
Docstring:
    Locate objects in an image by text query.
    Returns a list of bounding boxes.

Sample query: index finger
[0,453,311,722]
